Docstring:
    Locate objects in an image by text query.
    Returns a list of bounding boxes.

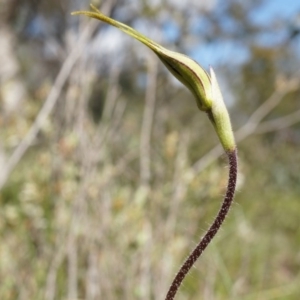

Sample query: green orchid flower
[72,5,239,300]
[71,4,236,152]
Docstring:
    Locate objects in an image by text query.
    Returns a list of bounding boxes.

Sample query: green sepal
[71,4,212,111]
[71,4,236,152]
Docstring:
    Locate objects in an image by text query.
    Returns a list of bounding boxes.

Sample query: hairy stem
[165,148,238,300]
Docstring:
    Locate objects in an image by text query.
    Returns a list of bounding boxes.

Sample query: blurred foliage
[1,0,300,299]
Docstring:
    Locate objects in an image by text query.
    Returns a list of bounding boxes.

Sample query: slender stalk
[71,7,238,299]
[165,148,238,300]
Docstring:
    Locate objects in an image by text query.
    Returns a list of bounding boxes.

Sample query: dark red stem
[165,148,238,300]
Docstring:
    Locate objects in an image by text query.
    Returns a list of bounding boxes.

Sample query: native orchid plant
[72,5,238,300]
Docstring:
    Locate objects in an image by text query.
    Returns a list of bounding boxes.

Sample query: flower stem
[165,148,238,300]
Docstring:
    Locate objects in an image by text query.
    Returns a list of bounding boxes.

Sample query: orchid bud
[72,4,236,152]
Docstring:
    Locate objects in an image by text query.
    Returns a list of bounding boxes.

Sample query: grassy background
[1,0,300,299]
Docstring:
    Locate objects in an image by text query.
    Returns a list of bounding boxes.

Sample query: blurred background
[1,0,300,299]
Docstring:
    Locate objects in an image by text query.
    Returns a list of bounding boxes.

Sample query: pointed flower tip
[71,4,103,18]
[209,67,224,104]
[207,67,236,152]
[90,3,103,14]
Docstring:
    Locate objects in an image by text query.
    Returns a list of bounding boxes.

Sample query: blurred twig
[140,54,158,186]
[155,132,189,299]
[255,108,300,134]
[86,245,101,300]
[44,233,67,300]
